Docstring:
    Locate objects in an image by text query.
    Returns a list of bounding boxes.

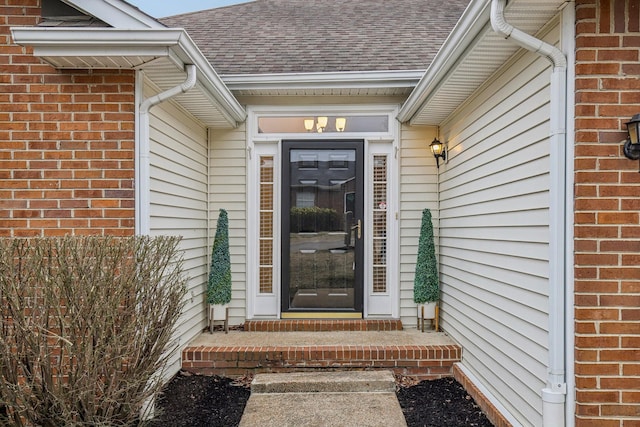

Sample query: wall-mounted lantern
[429,138,447,168]
[623,114,640,171]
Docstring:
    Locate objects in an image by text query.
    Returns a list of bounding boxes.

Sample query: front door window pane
[284,145,363,311]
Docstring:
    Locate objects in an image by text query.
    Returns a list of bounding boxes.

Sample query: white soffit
[142,60,241,128]
[403,0,567,126]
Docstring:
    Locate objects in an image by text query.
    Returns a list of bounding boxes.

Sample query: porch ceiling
[399,0,568,126]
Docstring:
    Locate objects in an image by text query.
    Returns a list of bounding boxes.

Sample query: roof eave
[397,0,492,125]
[398,0,568,127]
[172,31,247,124]
[11,27,246,127]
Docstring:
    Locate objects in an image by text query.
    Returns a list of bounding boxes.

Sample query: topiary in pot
[208,209,231,332]
[414,209,440,330]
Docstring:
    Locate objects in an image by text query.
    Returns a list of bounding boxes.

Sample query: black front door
[281,140,364,313]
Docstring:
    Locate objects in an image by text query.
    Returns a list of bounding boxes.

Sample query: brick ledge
[453,364,513,427]
[182,343,461,379]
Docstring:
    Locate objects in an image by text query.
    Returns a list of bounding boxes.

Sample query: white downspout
[562,4,576,426]
[490,1,568,426]
[135,64,197,235]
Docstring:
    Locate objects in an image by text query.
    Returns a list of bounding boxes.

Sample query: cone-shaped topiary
[208,209,232,305]
[414,208,439,304]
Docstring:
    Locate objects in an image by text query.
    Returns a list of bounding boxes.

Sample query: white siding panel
[398,124,438,323]
[437,25,559,427]
[147,85,209,378]
[210,124,248,325]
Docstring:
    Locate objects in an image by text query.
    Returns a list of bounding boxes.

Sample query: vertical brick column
[574,1,640,425]
[0,1,136,237]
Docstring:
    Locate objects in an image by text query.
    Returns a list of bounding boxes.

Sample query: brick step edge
[244,319,404,332]
[182,344,461,379]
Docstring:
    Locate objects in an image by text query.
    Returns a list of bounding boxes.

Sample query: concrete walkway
[238,371,407,427]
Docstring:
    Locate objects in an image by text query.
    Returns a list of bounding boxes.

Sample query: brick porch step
[244,319,404,332]
[181,327,461,380]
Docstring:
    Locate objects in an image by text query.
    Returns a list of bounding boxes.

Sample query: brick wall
[0,1,136,238]
[574,0,640,425]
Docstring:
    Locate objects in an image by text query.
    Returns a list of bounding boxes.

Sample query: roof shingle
[161,0,470,75]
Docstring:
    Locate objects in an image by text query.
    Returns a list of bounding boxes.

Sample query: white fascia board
[61,0,164,29]
[397,0,492,124]
[222,70,425,91]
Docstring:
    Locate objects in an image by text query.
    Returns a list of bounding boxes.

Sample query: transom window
[257,115,389,134]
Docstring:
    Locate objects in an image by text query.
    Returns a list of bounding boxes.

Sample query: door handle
[351,219,361,240]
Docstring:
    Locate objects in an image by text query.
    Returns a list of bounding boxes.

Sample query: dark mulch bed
[396,377,494,427]
[149,372,494,427]
[148,373,250,427]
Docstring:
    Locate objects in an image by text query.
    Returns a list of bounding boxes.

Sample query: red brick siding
[575,1,640,425]
[0,1,135,238]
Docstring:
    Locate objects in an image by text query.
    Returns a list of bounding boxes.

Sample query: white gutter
[222,70,424,91]
[136,64,197,235]
[491,1,568,426]
[10,27,183,49]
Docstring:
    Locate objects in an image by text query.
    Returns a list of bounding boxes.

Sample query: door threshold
[281,312,362,319]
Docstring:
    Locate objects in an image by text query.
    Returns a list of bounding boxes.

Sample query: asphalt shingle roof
[161,0,471,75]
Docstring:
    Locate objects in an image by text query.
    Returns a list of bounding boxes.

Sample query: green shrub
[414,209,439,304]
[207,209,232,306]
[0,236,187,426]
[290,207,339,232]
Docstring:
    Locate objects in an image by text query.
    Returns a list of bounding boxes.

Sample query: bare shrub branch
[0,236,187,426]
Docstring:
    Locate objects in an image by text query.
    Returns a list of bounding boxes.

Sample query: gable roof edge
[61,0,164,29]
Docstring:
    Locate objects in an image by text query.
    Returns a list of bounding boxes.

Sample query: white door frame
[246,105,400,319]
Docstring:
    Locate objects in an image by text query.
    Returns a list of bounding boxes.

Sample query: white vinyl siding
[209,124,247,325]
[147,86,209,377]
[437,25,559,427]
[398,124,439,324]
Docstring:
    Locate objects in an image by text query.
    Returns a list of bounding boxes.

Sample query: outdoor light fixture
[317,116,328,133]
[623,113,640,171]
[303,116,346,133]
[429,138,446,168]
[304,118,315,132]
